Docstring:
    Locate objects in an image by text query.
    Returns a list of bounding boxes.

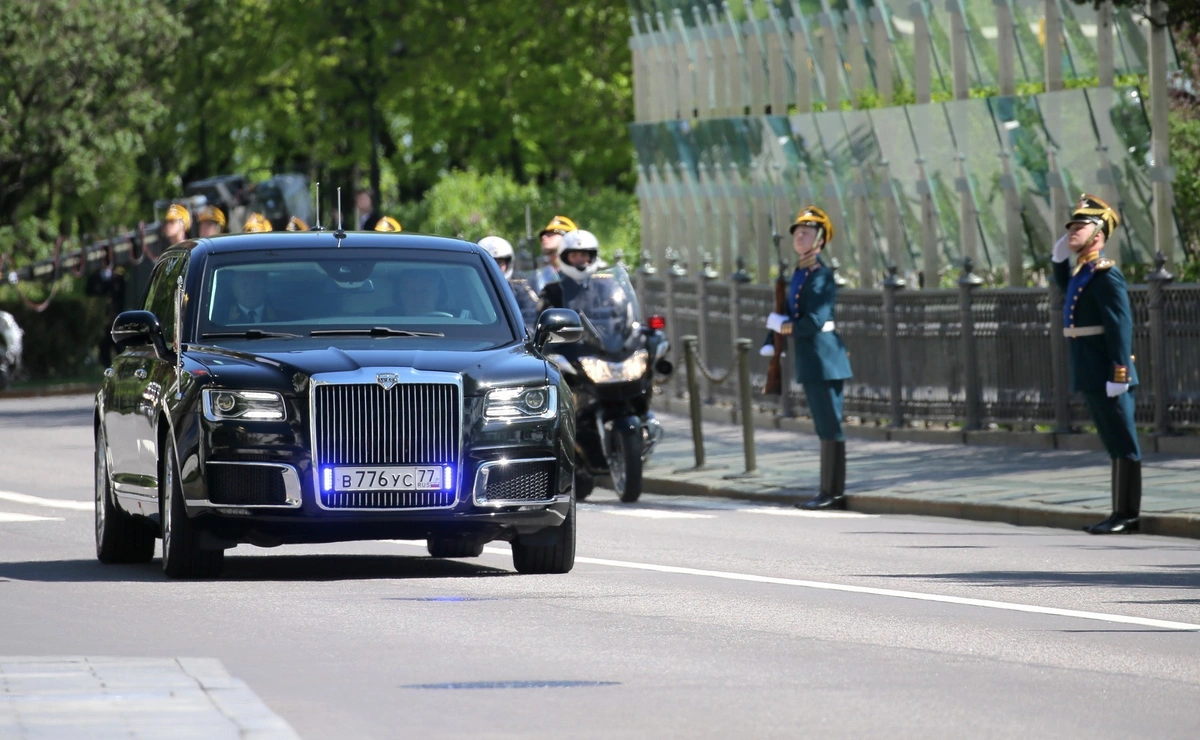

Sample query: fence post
[1048,278,1073,433]
[947,0,969,100]
[723,338,759,477]
[664,249,685,396]
[681,335,707,470]
[959,258,984,430]
[697,254,719,403]
[635,249,656,303]
[1147,252,1174,437]
[882,264,906,428]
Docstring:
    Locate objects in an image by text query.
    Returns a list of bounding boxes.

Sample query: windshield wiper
[201,330,301,340]
[310,326,445,338]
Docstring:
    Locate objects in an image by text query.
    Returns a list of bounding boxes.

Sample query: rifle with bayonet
[763,212,791,395]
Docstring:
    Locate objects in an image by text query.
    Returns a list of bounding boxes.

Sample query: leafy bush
[384,170,640,264]
[0,284,110,382]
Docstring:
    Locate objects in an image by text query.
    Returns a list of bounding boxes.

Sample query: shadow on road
[877,566,1200,591]
[0,554,514,583]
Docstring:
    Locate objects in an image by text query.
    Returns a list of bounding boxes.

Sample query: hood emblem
[376,372,400,391]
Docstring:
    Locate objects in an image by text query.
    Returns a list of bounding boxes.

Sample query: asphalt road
[2,395,1199,739]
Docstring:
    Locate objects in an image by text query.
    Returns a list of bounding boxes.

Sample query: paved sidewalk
[0,657,298,739]
[641,412,1200,539]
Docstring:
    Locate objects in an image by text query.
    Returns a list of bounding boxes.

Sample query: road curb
[0,383,98,400]
[639,473,1200,540]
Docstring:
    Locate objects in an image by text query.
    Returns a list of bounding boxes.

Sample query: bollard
[1146,252,1174,437]
[723,338,760,478]
[681,335,707,470]
[959,257,983,431]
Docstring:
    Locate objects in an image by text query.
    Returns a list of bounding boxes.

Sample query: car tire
[426,538,485,558]
[161,443,223,579]
[511,499,575,574]
[95,426,155,564]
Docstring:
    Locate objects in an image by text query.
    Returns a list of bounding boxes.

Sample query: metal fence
[637,263,1200,433]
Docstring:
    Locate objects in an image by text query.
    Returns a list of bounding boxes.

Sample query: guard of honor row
[158,195,1139,534]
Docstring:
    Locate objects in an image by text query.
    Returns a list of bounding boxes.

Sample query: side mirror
[111,310,167,355]
[533,309,583,350]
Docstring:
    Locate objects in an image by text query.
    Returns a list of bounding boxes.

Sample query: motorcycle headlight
[202,389,286,422]
[484,385,557,421]
[579,349,649,383]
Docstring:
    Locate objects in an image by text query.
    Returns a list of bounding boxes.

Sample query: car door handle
[134,369,148,380]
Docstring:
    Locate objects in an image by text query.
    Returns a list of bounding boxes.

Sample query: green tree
[0,0,181,257]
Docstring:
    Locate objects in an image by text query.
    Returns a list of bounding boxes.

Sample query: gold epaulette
[1095,258,1115,271]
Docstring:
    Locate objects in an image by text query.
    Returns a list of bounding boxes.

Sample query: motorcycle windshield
[561,265,643,357]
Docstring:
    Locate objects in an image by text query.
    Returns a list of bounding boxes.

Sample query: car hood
[187,338,546,395]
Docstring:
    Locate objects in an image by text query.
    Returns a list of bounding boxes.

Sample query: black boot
[798,441,846,510]
[1084,459,1141,534]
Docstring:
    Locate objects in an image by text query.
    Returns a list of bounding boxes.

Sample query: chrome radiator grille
[314,383,460,466]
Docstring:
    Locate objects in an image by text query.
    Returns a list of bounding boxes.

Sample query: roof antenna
[334,187,346,246]
[314,182,322,231]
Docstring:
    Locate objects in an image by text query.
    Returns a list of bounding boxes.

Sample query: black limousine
[94,231,582,578]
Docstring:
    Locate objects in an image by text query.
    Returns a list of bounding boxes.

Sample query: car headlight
[484,385,557,421]
[579,349,649,383]
[202,389,286,422]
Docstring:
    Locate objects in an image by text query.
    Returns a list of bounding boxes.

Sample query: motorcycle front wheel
[609,426,643,503]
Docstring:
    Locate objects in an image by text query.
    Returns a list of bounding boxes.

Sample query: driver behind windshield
[538,229,603,311]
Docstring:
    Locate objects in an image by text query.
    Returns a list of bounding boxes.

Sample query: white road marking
[735,507,876,518]
[595,509,715,520]
[406,542,1198,633]
[0,512,65,523]
[0,490,93,511]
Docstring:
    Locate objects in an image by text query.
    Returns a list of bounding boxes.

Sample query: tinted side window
[142,256,186,344]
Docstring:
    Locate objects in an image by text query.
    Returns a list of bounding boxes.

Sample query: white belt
[1063,325,1104,338]
[822,321,835,333]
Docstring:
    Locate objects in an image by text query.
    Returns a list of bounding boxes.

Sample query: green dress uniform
[1051,195,1142,534]
[767,207,854,510]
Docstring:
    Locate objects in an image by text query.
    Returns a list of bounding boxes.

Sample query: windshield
[195,249,516,347]
[560,264,642,356]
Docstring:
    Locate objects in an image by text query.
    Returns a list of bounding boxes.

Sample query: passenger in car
[376,270,452,317]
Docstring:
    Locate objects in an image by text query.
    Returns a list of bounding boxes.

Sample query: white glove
[1052,234,1070,263]
[759,343,775,358]
[1106,382,1129,398]
[766,312,788,333]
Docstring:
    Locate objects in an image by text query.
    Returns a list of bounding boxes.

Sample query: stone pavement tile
[645,411,1200,538]
[0,657,298,740]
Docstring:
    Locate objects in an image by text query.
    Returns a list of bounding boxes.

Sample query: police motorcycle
[542,233,671,502]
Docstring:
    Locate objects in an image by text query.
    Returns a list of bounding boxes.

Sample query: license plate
[332,466,443,492]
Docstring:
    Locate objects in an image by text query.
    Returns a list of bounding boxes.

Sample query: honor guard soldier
[162,203,191,245]
[536,215,578,290]
[286,216,309,231]
[1052,195,1141,534]
[763,206,853,510]
[480,235,540,329]
[196,206,226,238]
[374,216,402,232]
[243,212,273,233]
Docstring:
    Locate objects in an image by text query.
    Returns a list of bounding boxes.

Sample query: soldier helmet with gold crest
[286,216,309,232]
[789,206,834,243]
[164,203,192,231]
[1066,194,1120,239]
[374,216,402,232]
[243,212,273,233]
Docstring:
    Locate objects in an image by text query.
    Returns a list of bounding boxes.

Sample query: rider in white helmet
[478,235,515,279]
[479,235,539,329]
[539,229,602,310]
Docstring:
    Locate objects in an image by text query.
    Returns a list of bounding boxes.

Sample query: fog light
[323,468,333,491]
[443,466,453,489]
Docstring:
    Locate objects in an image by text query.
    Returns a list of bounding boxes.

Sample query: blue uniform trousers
[803,379,844,442]
[1082,390,1141,461]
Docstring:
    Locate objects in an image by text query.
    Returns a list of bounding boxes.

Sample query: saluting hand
[1052,233,1070,263]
